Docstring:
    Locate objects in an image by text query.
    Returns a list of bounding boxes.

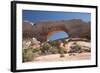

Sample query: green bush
[32,48,41,56]
[22,48,41,62]
[48,47,59,54]
[50,41,58,47]
[41,42,65,55]
[22,49,34,62]
[69,42,82,53]
[41,42,52,55]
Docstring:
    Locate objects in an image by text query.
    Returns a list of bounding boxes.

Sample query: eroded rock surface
[23,19,90,42]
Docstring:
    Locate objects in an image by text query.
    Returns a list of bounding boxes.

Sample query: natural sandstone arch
[23,19,90,42]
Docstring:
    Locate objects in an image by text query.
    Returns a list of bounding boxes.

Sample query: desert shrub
[22,48,41,62]
[32,48,41,55]
[22,49,34,62]
[41,42,60,55]
[58,47,67,54]
[83,48,91,52]
[50,41,58,47]
[48,47,59,54]
[62,47,68,53]
[69,42,82,53]
[57,47,66,58]
[41,42,52,55]
[81,46,91,53]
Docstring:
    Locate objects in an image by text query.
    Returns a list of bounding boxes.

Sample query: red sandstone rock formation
[23,19,90,42]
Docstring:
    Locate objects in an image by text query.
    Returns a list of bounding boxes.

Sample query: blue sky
[23,10,91,41]
[48,31,69,41]
[23,10,91,23]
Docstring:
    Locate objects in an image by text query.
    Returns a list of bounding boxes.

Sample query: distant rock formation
[23,19,90,42]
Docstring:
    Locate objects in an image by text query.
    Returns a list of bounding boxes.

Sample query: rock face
[23,19,90,42]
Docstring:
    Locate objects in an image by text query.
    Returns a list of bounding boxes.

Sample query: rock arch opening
[47,31,69,41]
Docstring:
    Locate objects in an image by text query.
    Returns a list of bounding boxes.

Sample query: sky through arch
[47,31,69,41]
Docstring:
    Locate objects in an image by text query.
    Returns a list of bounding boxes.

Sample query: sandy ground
[34,53,91,62]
